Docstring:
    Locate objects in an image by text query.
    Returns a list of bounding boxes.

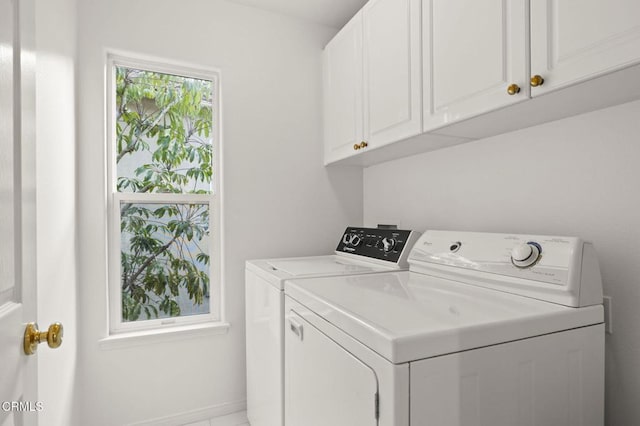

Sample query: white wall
[35,0,78,425]
[363,99,640,426]
[75,0,362,424]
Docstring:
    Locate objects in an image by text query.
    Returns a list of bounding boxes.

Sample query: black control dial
[342,233,362,246]
[381,237,396,252]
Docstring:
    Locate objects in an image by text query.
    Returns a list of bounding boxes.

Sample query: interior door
[530,0,640,96]
[423,0,528,131]
[0,0,38,425]
[285,309,379,426]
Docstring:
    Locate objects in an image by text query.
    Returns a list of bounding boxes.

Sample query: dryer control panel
[336,227,417,264]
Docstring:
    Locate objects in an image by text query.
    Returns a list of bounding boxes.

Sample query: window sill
[98,322,230,350]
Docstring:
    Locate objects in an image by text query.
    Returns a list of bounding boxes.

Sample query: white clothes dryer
[284,230,604,426]
[245,227,421,426]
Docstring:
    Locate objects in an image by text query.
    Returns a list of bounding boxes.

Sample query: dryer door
[285,310,379,426]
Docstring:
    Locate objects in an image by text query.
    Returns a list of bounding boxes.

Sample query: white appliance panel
[409,231,579,286]
[285,309,379,426]
[407,230,603,307]
[410,324,604,426]
[246,255,394,290]
[245,270,283,426]
[286,295,411,426]
[285,271,602,363]
[266,257,383,276]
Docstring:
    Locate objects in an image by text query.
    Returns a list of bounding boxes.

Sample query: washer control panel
[410,231,576,286]
[406,230,605,308]
[336,227,415,263]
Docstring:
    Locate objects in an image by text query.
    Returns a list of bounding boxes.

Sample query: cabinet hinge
[374,391,380,420]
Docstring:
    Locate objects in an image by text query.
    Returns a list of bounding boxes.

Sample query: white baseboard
[209,411,249,426]
[126,400,247,426]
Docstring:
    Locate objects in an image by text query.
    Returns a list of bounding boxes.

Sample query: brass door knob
[530,75,545,87]
[24,322,63,355]
[507,84,521,95]
[353,143,360,151]
[359,141,368,149]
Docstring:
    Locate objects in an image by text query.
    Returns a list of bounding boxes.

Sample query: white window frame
[106,53,224,334]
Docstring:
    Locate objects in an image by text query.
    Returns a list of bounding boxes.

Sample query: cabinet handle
[359,141,368,149]
[507,84,521,96]
[353,143,360,151]
[530,75,545,87]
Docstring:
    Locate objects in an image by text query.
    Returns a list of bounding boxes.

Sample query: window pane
[115,66,213,194]
[120,202,211,322]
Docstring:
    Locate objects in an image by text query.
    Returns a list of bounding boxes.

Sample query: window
[107,55,222,333]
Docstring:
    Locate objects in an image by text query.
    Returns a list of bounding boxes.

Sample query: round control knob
[381,237,396,253]
[351,235,362,247]
[342,233,351,245]
[511,242,541,268]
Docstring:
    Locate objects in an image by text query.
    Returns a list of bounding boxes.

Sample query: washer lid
[246,255,394,289]
[267,258,381,276]
[285,271,603,364]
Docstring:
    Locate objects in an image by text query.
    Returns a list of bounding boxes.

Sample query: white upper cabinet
[530,0,640,96]
[323,0,640,166]
[362,0,422,149]
[323,0,422,164]
[423,0,529,132]
[323,12,364,165]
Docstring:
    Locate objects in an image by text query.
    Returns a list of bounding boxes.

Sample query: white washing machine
[245,227,421,426]
[284,230,605,426]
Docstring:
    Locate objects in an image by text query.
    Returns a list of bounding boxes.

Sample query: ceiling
[225,0,368,28]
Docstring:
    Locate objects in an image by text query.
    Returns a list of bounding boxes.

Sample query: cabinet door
[285,310,379,426]
[363,0,422,149]
[423,0,528,131]
[323,12,364,165]
[531,0,640,96]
